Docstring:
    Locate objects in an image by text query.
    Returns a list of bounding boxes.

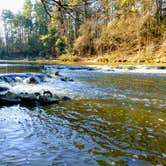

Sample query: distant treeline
[0,0,166,60]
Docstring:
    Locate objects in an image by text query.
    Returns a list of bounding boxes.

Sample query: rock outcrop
[0,73,72,107]
[0,90,71,107]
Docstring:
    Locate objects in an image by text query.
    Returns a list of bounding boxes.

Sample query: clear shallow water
[0,64,166,166]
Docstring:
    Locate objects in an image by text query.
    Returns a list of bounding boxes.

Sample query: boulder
[39,95,59,105]
[38,91,60,105]
[0,97,21,106]
[55,71,61,76]
[0,90,63,107]
[19,93,39,106]
[0,91,21,106]
[24,76,40,84]
[157,66,166,70]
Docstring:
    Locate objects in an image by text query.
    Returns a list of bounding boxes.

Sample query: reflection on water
[0,64,42,73]
[0,64,166,166]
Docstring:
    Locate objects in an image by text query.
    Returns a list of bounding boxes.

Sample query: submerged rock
[3,77,14,83]
[68,66,94,71]
[24,76,40,84]
[128,66,136,70]
[0,73,45,84]
[157,66,166,70]
[61,77,74,82]
[62,96,72,101]
[55,71,61,76]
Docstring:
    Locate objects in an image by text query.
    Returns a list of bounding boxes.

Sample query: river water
[0,64,166,166]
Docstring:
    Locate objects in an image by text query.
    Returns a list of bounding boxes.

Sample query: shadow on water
[0,64,166,166]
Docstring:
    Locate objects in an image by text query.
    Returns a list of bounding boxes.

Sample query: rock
[34,92,41,97]
[20,91,60,106]
[0,91,21,106]
[0,86,9,92]
[62,96,71,101]
[39,96,59,105]
[3,77,14,83]
[24,76,40,84]
[57,66,65,70]
[43,91,60,100]
[43,90,53,97]
[39,91,60,105]
[19,93,38,100]
[60,77,67,81]
[0,96,21,106]
[0,72,73,107]
[128,66,136,70]
[55,71,61,76]
[19,93,39,106]
[0,73,45,81]
[61,77,74,82]
[107,69,115,72]
[0,89,71,107]
[88,68,94,71]
[0,86,9,95]
[68,66,94,70]
[157,66,166,70]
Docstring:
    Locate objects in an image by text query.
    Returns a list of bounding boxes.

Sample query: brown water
[0,64,166,166]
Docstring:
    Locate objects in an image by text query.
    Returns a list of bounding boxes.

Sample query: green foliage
[55,36,68,55]
[22,0,32,19]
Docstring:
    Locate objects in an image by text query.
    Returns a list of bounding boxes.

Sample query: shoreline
[0,59,166,67]
[0,59,166,75]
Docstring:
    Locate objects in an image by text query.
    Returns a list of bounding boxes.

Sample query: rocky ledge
[0,73,72,107]
[0,87,71,107]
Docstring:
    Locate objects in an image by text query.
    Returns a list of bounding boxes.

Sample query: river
[0,63,166,166]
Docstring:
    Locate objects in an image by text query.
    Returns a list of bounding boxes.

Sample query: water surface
[0,64,165,166]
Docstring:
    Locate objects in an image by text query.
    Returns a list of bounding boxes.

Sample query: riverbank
[0,56,166,67]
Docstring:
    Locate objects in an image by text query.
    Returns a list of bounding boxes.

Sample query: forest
[0,0,166,62]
